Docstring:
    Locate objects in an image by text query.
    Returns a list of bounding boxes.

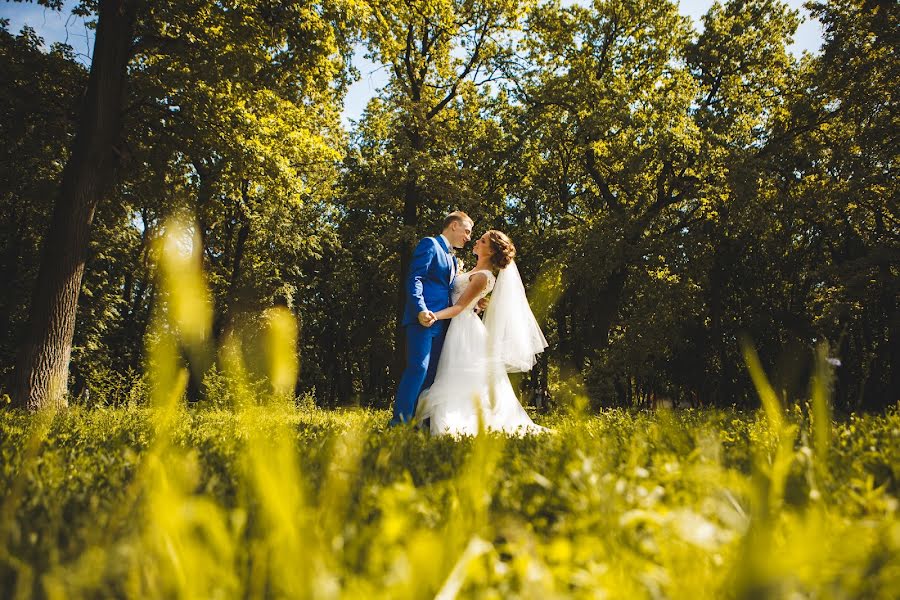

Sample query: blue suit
[390,236,457,425]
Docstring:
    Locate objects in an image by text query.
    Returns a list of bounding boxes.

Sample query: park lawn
[0,403,897,599]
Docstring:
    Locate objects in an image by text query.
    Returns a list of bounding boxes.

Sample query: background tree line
[0,0,896,413]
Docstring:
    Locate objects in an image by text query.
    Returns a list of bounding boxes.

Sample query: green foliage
[0,0,895,412]
[122,0,361,326]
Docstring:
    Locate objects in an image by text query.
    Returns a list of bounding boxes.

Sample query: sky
[1,1,824,128]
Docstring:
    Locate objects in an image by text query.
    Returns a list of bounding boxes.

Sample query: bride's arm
[432,273,488,320]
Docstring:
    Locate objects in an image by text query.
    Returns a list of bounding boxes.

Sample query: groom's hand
[418,310,436,327]
[474,297,489,315]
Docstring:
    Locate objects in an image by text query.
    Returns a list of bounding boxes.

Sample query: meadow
[1,398,897,598]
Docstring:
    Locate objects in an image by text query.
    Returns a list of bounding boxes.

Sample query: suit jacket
[402,236,456,327]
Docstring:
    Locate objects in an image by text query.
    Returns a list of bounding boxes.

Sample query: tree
[13,0,138,410]
[684,0,802,405]
[776,0,899,409]
[0,23,86,387]
[7,0,361,408]
[360,0,526,374]
[514,0,704,404]
[123,0,357,397]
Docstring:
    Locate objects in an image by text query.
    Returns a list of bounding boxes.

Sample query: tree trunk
[706,232,729,406]
[393,147,423,378]
[592,265,629,350]
[13,0,137,411]
[214,181,251,340]
[0,214,22,344]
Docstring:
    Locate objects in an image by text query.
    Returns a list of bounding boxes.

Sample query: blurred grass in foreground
[1,405,897,598]
[0,219,897,598]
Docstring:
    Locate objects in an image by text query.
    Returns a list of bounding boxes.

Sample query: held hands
[474,296,489,315]
[418,310,437,327]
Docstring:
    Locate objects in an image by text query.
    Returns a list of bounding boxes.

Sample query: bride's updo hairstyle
[487,230,516,269]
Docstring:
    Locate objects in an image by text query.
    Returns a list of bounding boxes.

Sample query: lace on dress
[451,269,495,307]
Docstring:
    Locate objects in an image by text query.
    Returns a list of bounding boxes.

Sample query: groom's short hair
[442,211,472,230]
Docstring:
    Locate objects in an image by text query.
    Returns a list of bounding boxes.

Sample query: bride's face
[473,233,493,259]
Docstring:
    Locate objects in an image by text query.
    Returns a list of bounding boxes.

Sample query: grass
[0,403,897,598]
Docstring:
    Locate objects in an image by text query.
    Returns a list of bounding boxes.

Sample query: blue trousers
[390,322,447,425]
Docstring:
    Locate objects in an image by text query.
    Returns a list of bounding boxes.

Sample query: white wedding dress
[415,268,548,436]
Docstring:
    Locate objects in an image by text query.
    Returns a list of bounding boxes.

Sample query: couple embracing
[389,211,549,436]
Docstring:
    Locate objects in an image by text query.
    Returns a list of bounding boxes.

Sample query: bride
[414,230,549,436]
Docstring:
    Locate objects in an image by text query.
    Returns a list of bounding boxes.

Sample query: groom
[389,211,473,426]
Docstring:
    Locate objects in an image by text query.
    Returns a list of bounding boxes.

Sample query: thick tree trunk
[13,0,136,411]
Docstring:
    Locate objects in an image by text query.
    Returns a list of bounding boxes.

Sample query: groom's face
[448,220,473,249]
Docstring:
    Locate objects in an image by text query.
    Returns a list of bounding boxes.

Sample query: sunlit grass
[0,403,897,598]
